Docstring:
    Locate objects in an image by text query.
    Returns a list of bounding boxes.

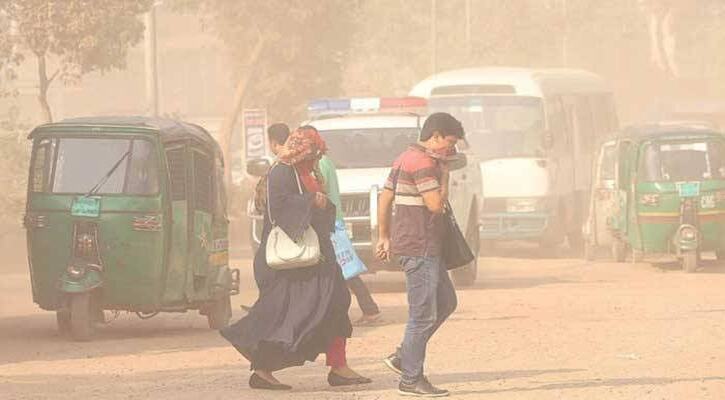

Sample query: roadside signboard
[242,109,267,161]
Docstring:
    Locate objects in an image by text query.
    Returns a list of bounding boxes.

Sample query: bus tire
[207,295,232,329]
[682,251,697,273]
[70,293,95,342]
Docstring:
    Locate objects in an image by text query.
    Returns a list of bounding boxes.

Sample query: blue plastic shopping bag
[330,220,368,280]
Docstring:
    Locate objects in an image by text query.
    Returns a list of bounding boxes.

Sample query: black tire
[70,293,94,342]
[451,208,479,287]
[682,251,697,273]
[612,240,626,263]
[207,296,232,329]
[56,310,71,335]
[567,230,585,255]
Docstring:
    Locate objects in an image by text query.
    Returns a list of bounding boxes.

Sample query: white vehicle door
[590,141,618,247]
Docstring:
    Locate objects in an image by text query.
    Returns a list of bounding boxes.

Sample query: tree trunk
[218,37,265,188]
[36,53,53,124]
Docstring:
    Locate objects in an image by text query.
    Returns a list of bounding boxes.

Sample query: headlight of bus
[506,198,542,213]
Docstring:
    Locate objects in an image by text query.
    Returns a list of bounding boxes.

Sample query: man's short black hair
[419,112,465,142]
[267,122,290,145]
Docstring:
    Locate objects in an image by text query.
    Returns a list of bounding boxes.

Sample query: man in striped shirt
[376,112,465,397]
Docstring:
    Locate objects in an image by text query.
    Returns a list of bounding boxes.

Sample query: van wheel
[612,240,626,263]
[682,251,698,273]
[451,210,479,287]
[207,296,232,329]
[70,293,95,342]
[567,231,584,255]
[56,310,71,335]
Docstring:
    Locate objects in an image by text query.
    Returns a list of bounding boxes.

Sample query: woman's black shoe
[327,372,373,387]
[249,373,292,390]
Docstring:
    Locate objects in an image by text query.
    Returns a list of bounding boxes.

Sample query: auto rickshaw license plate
[71,197,101,217]
[677,182,701,198]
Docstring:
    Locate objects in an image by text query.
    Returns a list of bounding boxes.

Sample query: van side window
[166,148,187,201]
[546,96,567,151]
[193,151,213,212]
[575,96,595,155]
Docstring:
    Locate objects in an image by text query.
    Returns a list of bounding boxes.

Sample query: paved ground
[2,245,725,399]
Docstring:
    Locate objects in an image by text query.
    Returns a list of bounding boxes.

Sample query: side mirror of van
[447,153,468,171]
[246,158,272,177]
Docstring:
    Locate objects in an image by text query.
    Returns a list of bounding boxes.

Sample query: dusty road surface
[2,248,725,400]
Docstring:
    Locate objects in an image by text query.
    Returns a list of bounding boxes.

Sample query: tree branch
[47,68,60,85]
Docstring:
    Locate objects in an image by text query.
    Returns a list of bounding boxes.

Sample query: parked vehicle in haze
[584,123,725,272]
[410,68,619,252]
[247,97,482,286]
[24,117,240,341]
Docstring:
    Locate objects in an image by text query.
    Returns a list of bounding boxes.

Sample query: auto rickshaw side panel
[26,194,165,310]
[634,181,725,253]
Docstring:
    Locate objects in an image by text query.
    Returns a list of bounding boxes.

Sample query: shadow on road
[453,375,725,396]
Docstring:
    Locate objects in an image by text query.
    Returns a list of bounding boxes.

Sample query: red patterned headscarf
[278,126,327,193]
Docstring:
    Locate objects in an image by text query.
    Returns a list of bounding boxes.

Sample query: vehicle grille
[341,194,370,217]
[481,198,506,213]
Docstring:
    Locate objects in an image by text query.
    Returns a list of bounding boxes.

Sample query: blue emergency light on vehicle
[307,96,427,118]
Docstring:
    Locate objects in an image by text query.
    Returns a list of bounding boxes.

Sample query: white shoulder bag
[265,164,321,270]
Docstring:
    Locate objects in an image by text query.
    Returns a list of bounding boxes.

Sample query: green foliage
[0,0,152,121]
[2,0,151,81]
[0,110,30,231]
[188,0,358,122]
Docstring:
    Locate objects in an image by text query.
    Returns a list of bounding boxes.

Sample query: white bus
[410,68,618,250]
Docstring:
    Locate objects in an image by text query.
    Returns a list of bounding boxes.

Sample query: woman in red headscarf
[221,126,370,390]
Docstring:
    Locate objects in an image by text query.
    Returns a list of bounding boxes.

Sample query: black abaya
[220,163,352,371]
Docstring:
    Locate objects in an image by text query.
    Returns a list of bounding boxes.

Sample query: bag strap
[267,163,304,226]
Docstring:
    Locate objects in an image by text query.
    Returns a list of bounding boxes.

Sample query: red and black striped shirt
[384,144,444,257]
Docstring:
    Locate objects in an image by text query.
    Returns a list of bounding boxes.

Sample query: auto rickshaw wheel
[56,310,71,335]
[207,295,232,329]
[682,251,698,273]
[70,293,95,341]
[612,240,626,263]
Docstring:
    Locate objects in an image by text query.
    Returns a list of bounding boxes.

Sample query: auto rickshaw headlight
[639,194,660,207]
[680,227,697,241]
[67,264,86,279]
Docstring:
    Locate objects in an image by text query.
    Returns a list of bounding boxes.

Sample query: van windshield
[46,138,159,195]
[320,128,419,168]
[639,140,725,182]
[428,96,544,160]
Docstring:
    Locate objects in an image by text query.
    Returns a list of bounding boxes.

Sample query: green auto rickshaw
[586,123,725,272]
[24,117,239,340]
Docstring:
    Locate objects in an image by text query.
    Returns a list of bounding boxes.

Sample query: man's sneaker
[383,352,402,375]
[398,377,449,397]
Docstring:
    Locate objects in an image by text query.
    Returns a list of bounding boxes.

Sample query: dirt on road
[2,250,725,400]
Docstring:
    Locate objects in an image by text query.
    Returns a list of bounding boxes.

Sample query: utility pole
[431,0,437,75]
[144,6,159,117]
[561,0,569,66]
[465,0,472,60]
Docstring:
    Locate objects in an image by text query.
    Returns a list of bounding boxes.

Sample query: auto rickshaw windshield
[639,140,725,182]
[31,137,160,195]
